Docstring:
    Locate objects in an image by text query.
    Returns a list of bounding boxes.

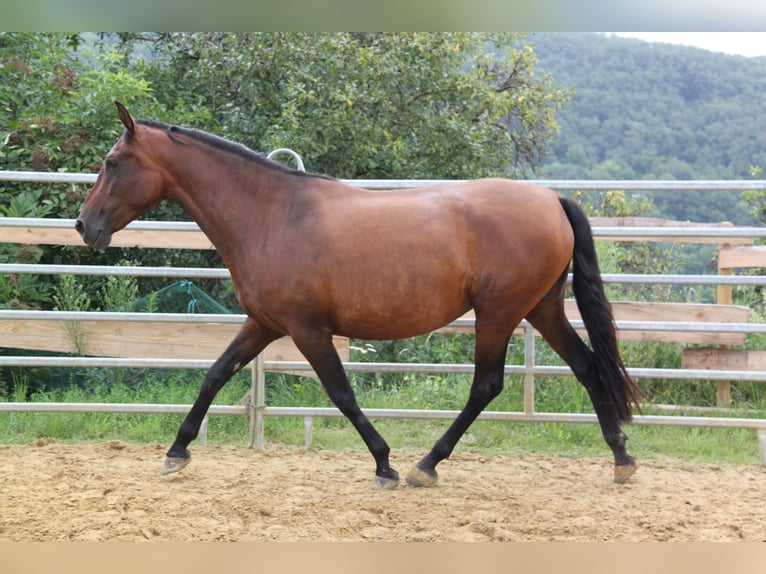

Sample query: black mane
[135,119,334,181]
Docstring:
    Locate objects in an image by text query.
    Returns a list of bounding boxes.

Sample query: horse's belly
[336,307,469,341]
[332,288,470,341]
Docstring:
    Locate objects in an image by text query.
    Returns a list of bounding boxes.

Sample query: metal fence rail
[5,215,766,240]
[2,172,766,462]
[3,354,766,383]
[4,170,766,191]
[6,262,766,287]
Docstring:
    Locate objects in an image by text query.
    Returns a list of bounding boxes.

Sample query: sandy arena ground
[1,440,765,542]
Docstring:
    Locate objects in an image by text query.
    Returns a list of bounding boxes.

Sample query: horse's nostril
[75,219,85,236]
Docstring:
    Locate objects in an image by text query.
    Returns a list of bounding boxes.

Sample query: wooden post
[523,324,536,415]
[253,353,266,450]
[716,225,733,408]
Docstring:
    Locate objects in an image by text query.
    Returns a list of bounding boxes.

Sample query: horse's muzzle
[75,217,111,249]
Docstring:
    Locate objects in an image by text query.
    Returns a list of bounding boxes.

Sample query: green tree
[124,32,570,179]
[532,33,766,225]
[0,33,156,216]
[0,33,159,309]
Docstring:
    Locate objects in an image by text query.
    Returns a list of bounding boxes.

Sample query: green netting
[122,280,233,314]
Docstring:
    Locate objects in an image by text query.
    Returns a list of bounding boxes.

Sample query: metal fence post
[199,415,209,445]
[250,352,266,450]
[523,323,536,415]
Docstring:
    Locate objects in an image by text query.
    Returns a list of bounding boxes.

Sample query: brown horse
[76,101,643,489]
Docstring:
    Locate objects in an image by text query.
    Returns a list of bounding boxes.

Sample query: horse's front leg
[164,318,279,473]
[291,329,399,490]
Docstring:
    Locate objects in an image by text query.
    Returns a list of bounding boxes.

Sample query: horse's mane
[136,119,334,181]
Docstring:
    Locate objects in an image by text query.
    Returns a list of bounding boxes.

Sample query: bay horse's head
[76,101,166,249]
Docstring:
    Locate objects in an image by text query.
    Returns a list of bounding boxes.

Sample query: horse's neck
[165,152,286,260]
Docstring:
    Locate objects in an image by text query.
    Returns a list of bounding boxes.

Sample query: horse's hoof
[373,475,400,490]
[163,455,191,474]
[405,466,438,487]
[614,460,638,484]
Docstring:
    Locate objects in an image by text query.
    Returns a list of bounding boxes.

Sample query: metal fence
[2,172,766,461]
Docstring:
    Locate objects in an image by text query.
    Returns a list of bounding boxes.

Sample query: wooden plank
[0,217,757,249]
[0,319,348,377]
[577,301,749,345]
[0,303,751,381]
[0,226,214,250]
[0,301,746,362]
[589,217,753,245]
[718,245,766,270]
[682,348,766,372]
[439,301,749,345]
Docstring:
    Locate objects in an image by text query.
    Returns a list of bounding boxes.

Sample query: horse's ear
[115,100,136,137]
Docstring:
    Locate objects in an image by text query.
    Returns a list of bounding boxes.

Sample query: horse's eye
[105,157,119,171]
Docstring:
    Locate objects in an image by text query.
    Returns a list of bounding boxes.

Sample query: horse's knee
[470,373,504,403]
[486,378,504,401]
[204,361,236,388]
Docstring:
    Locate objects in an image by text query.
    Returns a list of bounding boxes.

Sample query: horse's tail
[558,196,643,422]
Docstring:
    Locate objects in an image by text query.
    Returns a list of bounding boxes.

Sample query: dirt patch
[1,440,764,541]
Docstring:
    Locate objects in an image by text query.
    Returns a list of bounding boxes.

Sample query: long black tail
[559,196,643,422]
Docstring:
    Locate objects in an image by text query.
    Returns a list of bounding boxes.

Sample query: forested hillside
[530,32,766,224]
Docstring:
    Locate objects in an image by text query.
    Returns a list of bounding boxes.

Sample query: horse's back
[345,178,573,274]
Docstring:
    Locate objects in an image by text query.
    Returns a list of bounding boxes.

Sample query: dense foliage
[531,32,766,225]
[129,32,568,179]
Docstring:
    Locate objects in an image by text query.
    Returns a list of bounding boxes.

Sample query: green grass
[1,366,764,467]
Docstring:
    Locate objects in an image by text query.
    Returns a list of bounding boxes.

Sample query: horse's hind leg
[290,329,399,490]
[164,318,279,473]
[525,276,637,483]
[406,319,513,487]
